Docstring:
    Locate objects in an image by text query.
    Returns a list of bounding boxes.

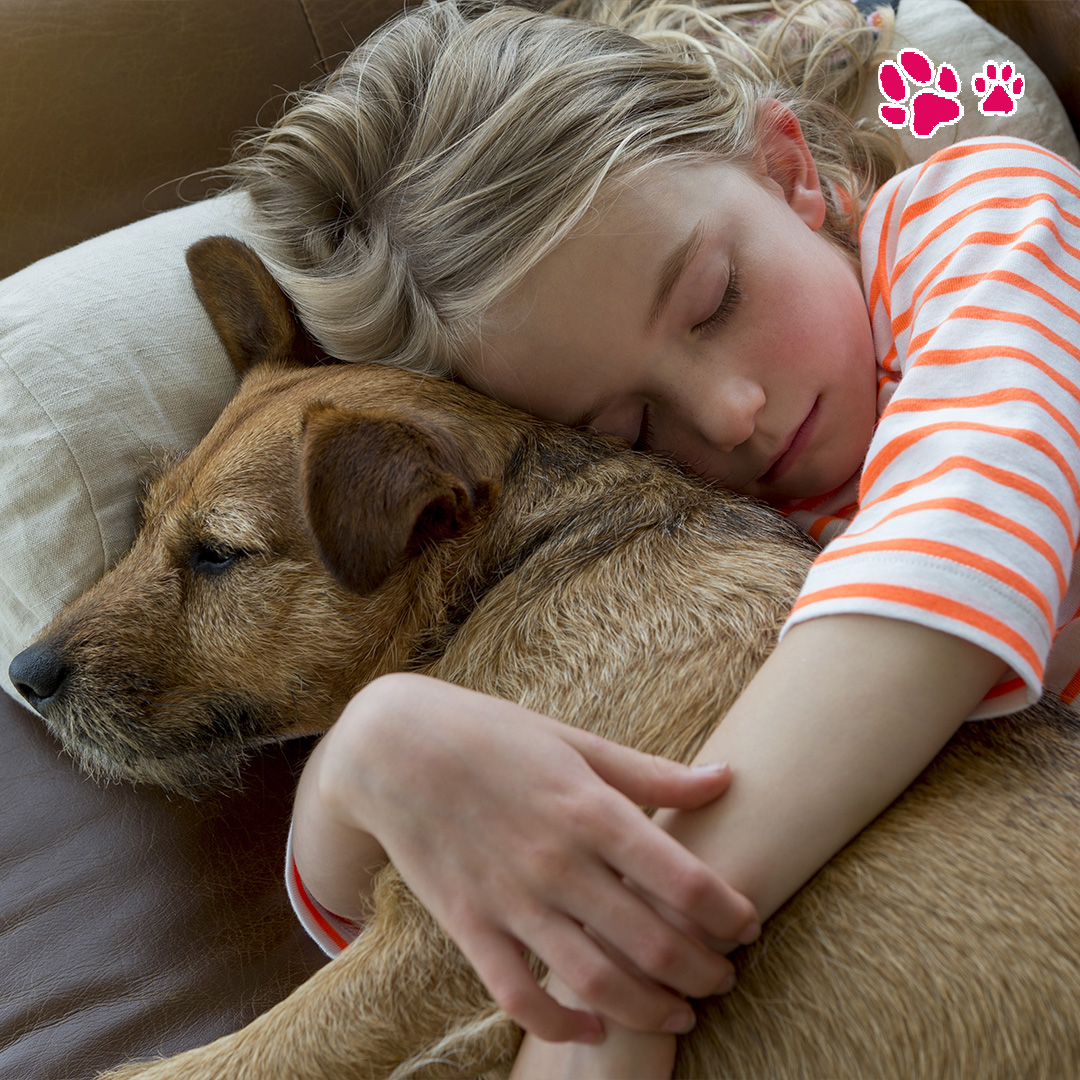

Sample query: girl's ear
[753,100,827,231]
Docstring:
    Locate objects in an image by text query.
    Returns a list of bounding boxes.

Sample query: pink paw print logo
[972,61,1024,116]
[878,48,964,139]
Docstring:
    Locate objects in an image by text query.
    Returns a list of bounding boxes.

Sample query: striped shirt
[782,137,1080,717]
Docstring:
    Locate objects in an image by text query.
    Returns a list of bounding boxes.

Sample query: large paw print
[972,61,1024,116]
[878,48,964,139]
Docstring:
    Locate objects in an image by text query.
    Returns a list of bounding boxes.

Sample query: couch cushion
[0,690,326,1080]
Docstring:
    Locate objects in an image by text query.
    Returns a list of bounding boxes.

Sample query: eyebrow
[646,222,706,330]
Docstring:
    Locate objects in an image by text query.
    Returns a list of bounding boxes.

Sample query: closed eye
[694,268,741,334]
[190,543,248,577]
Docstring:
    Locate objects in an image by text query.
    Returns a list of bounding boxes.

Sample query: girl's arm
[289,672,759,1044]
[510,611,1006,1078]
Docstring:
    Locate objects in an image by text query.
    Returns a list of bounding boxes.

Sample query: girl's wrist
[311,674,415,833]
[291,697,392,920]
[511,975,678,1080]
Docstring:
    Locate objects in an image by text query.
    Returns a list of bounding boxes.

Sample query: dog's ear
[300,404,498,594]
[185,236,327,377]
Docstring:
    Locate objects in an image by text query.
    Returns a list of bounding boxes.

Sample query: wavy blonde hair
[229,0,900,376]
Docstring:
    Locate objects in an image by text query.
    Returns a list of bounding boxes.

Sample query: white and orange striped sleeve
[285,822,363,957]
[783,138,1080,718]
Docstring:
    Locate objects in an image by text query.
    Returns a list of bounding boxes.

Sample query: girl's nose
[694,375,766,453]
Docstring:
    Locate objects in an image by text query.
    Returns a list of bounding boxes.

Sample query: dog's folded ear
[300,404,498,594]
[186,236,328,376]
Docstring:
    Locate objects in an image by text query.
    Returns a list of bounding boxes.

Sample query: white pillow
[0,194,250,702]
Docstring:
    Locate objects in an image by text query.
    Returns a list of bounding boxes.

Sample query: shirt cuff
[285,820,365,957]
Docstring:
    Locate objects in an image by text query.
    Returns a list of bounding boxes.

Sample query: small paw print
[878,48,964,139]
[972,61,1024,116]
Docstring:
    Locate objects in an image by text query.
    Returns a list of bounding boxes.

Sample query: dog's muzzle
[9,641,70,713]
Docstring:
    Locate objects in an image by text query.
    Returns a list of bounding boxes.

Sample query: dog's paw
[878,48,964,139]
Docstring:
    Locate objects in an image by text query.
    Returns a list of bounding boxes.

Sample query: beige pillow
[0,194,249,702]
[2,2,1078,705]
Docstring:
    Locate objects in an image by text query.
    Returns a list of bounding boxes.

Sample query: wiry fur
[15,237,1080,1079]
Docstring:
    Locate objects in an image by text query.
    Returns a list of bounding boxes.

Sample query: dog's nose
[8,642,71,710]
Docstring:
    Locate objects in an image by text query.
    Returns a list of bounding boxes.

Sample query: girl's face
[459,108,879,504]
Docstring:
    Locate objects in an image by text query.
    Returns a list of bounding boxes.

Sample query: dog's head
[7,237,531,792]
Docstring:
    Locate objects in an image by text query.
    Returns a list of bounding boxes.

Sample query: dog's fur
[13,237,1080,1079]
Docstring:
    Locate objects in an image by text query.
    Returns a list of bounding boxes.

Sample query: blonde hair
[229,0,900,376]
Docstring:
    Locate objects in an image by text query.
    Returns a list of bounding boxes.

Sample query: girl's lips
[760,398,821,486]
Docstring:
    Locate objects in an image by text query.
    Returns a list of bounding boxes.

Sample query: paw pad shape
[972,61,1024,116]
[878,48,964,139]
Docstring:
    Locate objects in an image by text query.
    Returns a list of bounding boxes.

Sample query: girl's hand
[312,672,758,1044]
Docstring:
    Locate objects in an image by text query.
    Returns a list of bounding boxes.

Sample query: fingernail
[718,971,736,994]
[737,921,761,945]
[693,761,729,775]
[663,1010,696,1034]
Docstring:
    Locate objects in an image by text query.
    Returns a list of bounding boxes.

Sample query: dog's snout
[9,642,71,710]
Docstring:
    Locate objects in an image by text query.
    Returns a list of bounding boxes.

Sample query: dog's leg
[98,866,520,1080]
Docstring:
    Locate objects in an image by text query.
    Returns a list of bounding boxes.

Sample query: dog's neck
[405,425,692,670]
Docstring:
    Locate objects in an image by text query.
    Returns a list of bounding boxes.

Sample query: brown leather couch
[1,3,1078,1079]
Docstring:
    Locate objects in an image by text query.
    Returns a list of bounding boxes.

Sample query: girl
[230,1,1080,1075]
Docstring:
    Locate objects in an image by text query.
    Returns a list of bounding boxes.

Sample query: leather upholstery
[0,689,326,1079]
[0,0,399,280]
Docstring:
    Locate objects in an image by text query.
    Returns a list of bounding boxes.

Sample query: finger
[603,805,760,945]
[561,727,733,809]
[466,930,605,1044]
[625,879,746,955]
[583,922,736,1003]
[560,864,737,999]
[536,913,698,1035]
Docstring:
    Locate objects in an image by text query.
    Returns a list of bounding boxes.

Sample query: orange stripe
[860,422,1080,525]
[915,139,1074,178]
[839,496,1068,597]
[812,537,1055,626]
[910,344,1080,413]
[907,305,1080,365]
[884,389,1080,461]
[790,583,1042,676]
[806,513,851,543]
[894,192,1080,286]
[900,167,1080,236]
[917,270,1080,333]
[861,454,1075,548]
[1013,234,1080,288]
[866,181,905,321]
[906,226,1080,314]
[290,855,350,951]
[1061,665,1080,704]
[984,675,1027,701]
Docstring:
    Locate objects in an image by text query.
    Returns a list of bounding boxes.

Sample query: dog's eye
[190,544,244,576]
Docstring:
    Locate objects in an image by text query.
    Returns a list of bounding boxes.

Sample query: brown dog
[11,237,1080,1079]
